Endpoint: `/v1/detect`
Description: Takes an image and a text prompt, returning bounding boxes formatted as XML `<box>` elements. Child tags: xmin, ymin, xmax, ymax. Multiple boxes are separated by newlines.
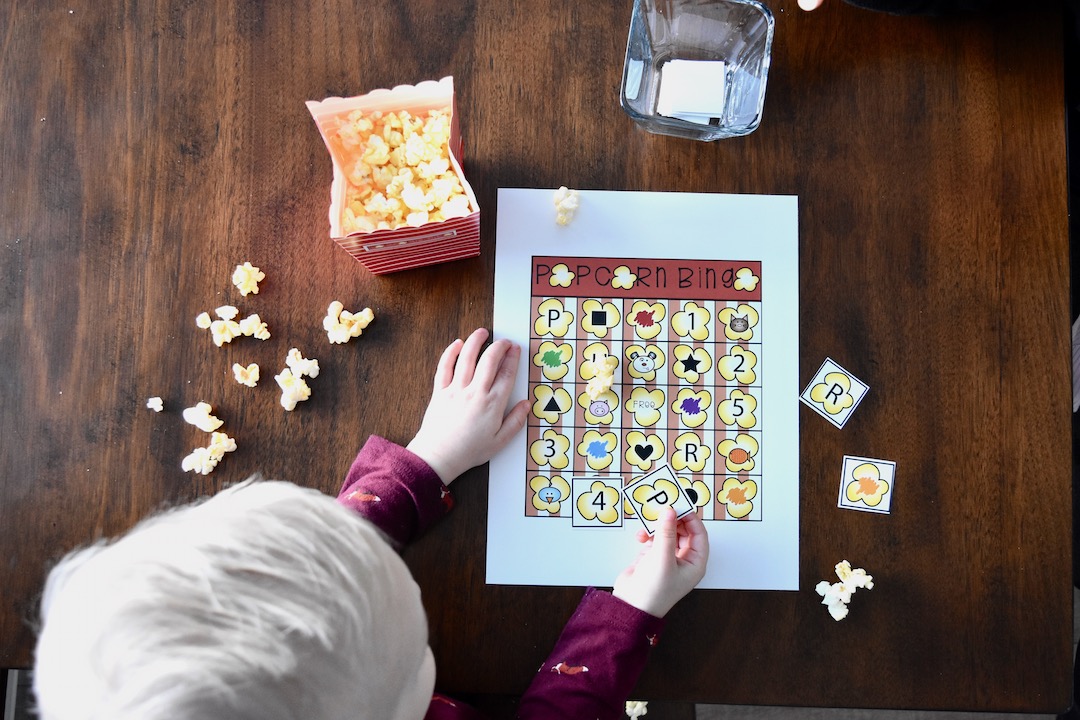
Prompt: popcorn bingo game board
<box><xmin>490</xmin><ymin>189</ymin><xmax>800</xmax><ymax>590</ymax></box>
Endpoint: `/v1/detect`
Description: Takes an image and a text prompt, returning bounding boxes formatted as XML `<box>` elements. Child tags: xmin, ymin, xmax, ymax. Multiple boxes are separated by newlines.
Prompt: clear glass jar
<box><xmin>620</xmin><ymin>0</ymin><xmax>775</xmax><ymax>141</ymax></box>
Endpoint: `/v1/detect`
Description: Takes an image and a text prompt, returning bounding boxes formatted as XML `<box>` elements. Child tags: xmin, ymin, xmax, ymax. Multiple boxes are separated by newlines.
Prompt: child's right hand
<box><xmin>612</xmin><ymin>507</ymin><xmax>710</xmax><ymax>618</ymax></box>
<box><xmin>407</xmin><ymin>328</ymin><xmax>530</xmax><ymax>485</ymax></box>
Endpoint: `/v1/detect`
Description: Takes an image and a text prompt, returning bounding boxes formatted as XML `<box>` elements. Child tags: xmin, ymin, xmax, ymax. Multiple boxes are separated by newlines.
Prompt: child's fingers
<box><xmin>454</xmin><ymin>328</ymin><xmax>490</xmax><ymax>385</ymax></box>
<box><xmin>651</xmin><ymin>506</ymin><xmax>679</xmax><ymax>559</ymax></box>
<box><xmin>677</xmin><ymin>511</ymin><xmax>709</xmax><ymax>565</ymax></box>
<box><xmin>488</xmin><ymin>341</ymin><xmax>522</xmax><ymax>395</ymax></box>
<box><xmin>494</xmin><ymin>398</ymin><xmax>530</xmax><ymax>446</ymax></box>
<box><xmin>486</xmin><ymin>346</ymin><xmax>523</xmax><ymax>409</ymax></box>
<box><xmin>473</xmin><ymin>338</ymin><xmax>514</xmax><ymax>390</ymax></box>
<box><xmin>434</xmin><ymin>338</ymin><xmax>464</xmax><ymax>390</ymax></box>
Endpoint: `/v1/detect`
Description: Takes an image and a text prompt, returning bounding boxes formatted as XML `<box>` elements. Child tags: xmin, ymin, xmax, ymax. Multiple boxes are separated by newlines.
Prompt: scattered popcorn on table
<box><xmin>215</xmin><ymin>305</ymin><xmax>239</xmax><ymax>321</ymax></box>
<box><xmin>553</xmin><ymin>186</ymin><xmax>580</xmax><ymax>225</ymax></box>
<box><xmin>586</xmin><ymin>355</ymin><xmax>619</xmax><ymax>400</ymax></box>
<box><xmin>182</xmin><ymin>402</ymin><xmax>224</xmax><ymax>433</ymax></box>
<box><xmin>232</xmin><ymin>262</ymin><xmax>265</xmax><ymax>296</ymax></box>
<box><xmin>835</xmin><ymin>559</ymin><xmax>874</xmax><ymax>590</ymax></box>
<box><xmin>625</xmin><ymin>701</ymin><xmax>649</xmax><ymax>719</ymax></box>
<box><xmin>181</xmin><ymin>447</ymin><xmax>215</xmax><ymax>475</ymax></box>
<box><xmin>146</xmin><ymin>396</ymin><xmax>164</xmax><ymax>412</ymax></box>
<box><xmin>324</xmin><ymin>301</ymin><xmax>375</xmax><ymax>344</ymax></box>
<box><xmin>333</xmin><ymin>108</ymin><xmax>473</xmax><ymax>233</ymax></box>
<box><xmin>238</xmin><ymin>313</ymin><xmax>271</xmax><ymax>340</ymax></box>
<box><xmin>816</xmin><ymin>560</ymin><xmax>874</xmax><ymax>621</ymax></box>
<box><xmin>232</xmin><ymin>363</ymin><xmax>260</xmax><ymax>388</ymax></box>
<box><xmin>275</xmin><ymin>368</ymin><xmax>312</xmax><ymax>411</ymax></box>
<box><xmin>286</xmin><ymin>348</ymin><xmax>320</xmax><ymax>378</ymax></box>
<box><xmin>181</xmin><ymin>431</ymin><xmax>237</xmax><ymax>475</ymax></box>
<box><xmin>210</xmin><ymin>318</ymin><xmax>242</xmax><ymax>346</ymax></box>
<box><xmin>195</xmin><ymin>312</ymin><xmax>212</xmax><ymax>330</ymax></box>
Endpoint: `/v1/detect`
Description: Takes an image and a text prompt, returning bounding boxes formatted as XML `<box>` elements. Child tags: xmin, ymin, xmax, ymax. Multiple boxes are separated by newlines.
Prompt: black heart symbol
<box><xmin>634</xmin><ymin>444</ymin><xmax>653</xmax><ymax>460</ymax></box>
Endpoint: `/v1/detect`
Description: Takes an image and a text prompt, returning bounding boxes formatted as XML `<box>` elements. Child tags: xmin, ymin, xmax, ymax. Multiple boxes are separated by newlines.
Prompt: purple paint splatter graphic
<box><xmin>680</xmin><ymin>397</ymin><xmax>703</xmax><ymax>415</ymax></box>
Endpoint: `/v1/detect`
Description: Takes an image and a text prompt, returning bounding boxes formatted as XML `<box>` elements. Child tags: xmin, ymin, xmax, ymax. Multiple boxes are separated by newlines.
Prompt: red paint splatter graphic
<box><xmin>633</xmin><ymin>310</ymin><xmax>656</xmax><ymax>327</ymax></box>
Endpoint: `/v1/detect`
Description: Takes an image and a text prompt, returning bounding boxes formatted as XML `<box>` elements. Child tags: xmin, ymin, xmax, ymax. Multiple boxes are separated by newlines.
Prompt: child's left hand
<box><xmin>407</xmin><ymin>328</ymin><xmax>530</xmax><ymax>484</ymax></box>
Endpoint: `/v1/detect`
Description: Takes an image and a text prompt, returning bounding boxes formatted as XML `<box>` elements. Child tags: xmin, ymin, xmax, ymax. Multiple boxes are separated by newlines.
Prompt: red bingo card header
<box><xmin>532</xmin><ymin>256</ymin><xmax>762</xmax><ymax>302</ymax></box>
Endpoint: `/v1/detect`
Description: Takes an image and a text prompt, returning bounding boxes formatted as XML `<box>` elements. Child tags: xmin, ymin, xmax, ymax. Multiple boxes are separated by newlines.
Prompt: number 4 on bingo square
<box><xmin>622</xmin><ymin>464</ymin><xmax>696</xmax><ymax>535</ymax></box>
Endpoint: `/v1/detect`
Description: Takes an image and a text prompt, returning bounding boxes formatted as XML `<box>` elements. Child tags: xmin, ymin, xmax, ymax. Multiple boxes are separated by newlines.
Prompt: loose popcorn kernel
<box><xmin>835</xmin><ymin>560</ymin><xmax>874</xmax><ymax>590</ymax></box>
<box><xmin>324</xmin><ymin>301</ymin><xmax>375</xmax><ymax>344</ymax></box>
<box><xmin>210</xmin><ymin>319</ymin><xmax>242</xmax><ymax>347</ymax></box>
<box><xmin>181</xmin><ymin>446</ymin><xmax>215</xmax><ymax>475</ymax></box>
<box><xmin>146</xmin><ymin>396</ymin><xmax>164</xmax><ymax>412</ymax></box>
<box><xmin>232</xmin><ymin>262</ymin><xmax>265</xmax><ymax>296</ymax></box>
<box><xmin>816</xmin><ymin>560</ymin><xmax>873</xmax><ymax>621</ymax></box>
<box><xmin>333</xmin><ymin>107</ymin><xmax>472</xmax><ymax>233</ymax></box>
<box><xmin>208</xmin><ymin>431</ymin><xmax>237</xmax><ymax>457</ymax></box>
<box><xmin>586</xmin><ymin>374</ymin><xmax>613</xmax><ymax>401</ymax></box>
<box><xmin>285</xmin><ymin>348</ymin><xmax>320</xmax><ymax>379</ymax></box>
<box><xmin>585</xmin><ymin>356</ymin><xmax>619</xmax><ymax>400</ymax></box>
<box><xmin>181</xmin><ymin>432</ymin><xmax>237</xmax><ymax>475</ymax></box>
<box><xmin>553</xmin><ymin>186</ymin><xmax>580</xmax><ymax>226</ymax></box>
<box><xmin>182</xmin><ymin>401</ymin><xmax>224</xmax><ymax>433</ymax></box>
<box><xmin>195</xmin><ymin>312</ymin><xmax>212</xmax><ymax>329</ymax></box>
<box><xmin>275</xmin><ymin>368</ymin><xmax>312</xmax><ymax>411</ymax></box>
<box><xmin>625</xmin><ymin>701</ymin><xmax>649</xmax><ymax>719</ymax></box>
<box><xmin>215</xmin><ymin>305</ymin><xmax>239</xmax><ymax>321</ymax></box>
<box><xmin>824</xmin><ymin>596</ymin><xmax>849</xmax><ymax>622</ymax></box>
<box><xmin>232</xmin><ymin>363</ymin><xmax>260</xmax><ymax>388</ymax></box>
<box><xmin>238</xmin><ymin>314</ymin><xmax>271</xmax><ymax>340</ymax></box>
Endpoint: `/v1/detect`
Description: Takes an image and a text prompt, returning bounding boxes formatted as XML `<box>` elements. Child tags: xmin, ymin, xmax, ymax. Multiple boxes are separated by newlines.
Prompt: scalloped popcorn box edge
<box><xmin>306</xmin><ymin>77</ymin><xmax>480</xmax><ymax>275</ymax></box>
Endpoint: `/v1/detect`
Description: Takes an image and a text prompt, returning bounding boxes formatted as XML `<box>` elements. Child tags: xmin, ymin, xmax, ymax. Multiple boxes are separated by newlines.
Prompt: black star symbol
<box><xmin>681</xmin><ymin>354</ymin><xmax>701</xmax><ymax>373</ymax></box>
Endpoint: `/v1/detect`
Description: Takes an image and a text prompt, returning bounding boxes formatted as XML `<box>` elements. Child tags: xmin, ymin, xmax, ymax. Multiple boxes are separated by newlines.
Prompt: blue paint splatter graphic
<box><xmin>587</xmin><ymin>440</ymin><xmax>608</xmax><ymax>458</ymax></box>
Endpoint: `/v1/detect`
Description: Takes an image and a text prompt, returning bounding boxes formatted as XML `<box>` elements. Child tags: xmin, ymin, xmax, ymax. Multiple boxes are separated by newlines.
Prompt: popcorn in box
<box><xmin>306</xmin><ymin>77</ymin><xmax>480</xmax><ymax>275</ymax></box>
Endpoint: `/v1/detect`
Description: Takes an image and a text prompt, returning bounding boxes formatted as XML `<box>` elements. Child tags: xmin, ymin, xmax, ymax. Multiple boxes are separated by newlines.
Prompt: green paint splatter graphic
<box><xmin>541</xmin><ymin>349</ymin><xmax>562</xmax><ymax>368</ymax></box>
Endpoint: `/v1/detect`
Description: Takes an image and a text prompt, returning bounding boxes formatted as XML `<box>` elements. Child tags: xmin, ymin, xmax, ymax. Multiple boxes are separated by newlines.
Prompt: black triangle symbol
<box><xmin>544</xmin><ymin>395</ymin><xmax>561</xmax><ymax>413</ymax></box>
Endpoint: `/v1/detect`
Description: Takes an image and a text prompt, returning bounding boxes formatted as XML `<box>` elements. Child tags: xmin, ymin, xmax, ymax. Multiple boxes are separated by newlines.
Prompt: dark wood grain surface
<box><xmin>0</xmin><ymin>0</ymin><xmax>1070</xmax><ymax>712</ymax></box>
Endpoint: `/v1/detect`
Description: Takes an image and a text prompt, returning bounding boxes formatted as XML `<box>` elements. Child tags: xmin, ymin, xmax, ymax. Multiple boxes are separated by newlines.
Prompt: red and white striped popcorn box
<box><xmin>306</xmin><ymin>77</ymin><xmax>480</xmax><ymax>275</ymax></box>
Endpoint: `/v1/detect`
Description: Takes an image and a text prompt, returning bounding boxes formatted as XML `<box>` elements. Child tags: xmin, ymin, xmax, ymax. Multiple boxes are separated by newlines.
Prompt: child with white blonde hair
<box><xmin>34</xmin><ymin>328</ymin><xmax>709</xmax><ymax>720</ymax></box>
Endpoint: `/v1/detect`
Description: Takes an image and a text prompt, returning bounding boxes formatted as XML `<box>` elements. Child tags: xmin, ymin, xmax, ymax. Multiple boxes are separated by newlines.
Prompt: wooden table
<box><xmin>0</xmin><ymin>0</ymin><xmax>1071</xmax><ymax>713</ymax></box>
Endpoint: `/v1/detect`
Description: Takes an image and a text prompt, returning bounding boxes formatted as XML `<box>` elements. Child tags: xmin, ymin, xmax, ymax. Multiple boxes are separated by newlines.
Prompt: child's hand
<box><xmin>407</xmin><ymin>328</ymin><xmax>530</xmax><ymax>485</ymax></box>
<box><xmin>612</xmin><ymin>507</ymin><xmax>710</xmax><ymax>618</ymax></box>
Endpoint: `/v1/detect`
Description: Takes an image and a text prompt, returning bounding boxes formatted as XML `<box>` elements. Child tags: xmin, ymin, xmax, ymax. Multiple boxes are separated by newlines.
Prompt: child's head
<box><xmin>33</xmin><ymin>480</ymin><xmax>435</xmax><ymax>720</ymax></box>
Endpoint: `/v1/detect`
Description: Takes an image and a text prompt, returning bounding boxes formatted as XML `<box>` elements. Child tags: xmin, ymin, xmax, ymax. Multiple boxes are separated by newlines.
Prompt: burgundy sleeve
<box><xmin>336</xmin><ymin>435</ymin><xmax>453</xmax><ymax>549</ymax></box>
<box><xmin>517</xmin><ymin>588</ymin><xmax>665</xmax><ymax>720</ymax></box>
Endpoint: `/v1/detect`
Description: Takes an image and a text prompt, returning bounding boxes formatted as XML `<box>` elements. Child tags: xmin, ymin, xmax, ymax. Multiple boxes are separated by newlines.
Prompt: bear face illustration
<box><xmin>630</xmin><ymin>350</ymin><xmax>657</xmax><ymax>374</ymax></box>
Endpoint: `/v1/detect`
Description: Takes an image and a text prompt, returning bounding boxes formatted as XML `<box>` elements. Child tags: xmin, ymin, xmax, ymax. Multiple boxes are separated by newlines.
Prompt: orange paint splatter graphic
<box><xmin>725</xmin><ymin>486</ymin><xmax>748</xmax><ymax>504</ymax></box>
